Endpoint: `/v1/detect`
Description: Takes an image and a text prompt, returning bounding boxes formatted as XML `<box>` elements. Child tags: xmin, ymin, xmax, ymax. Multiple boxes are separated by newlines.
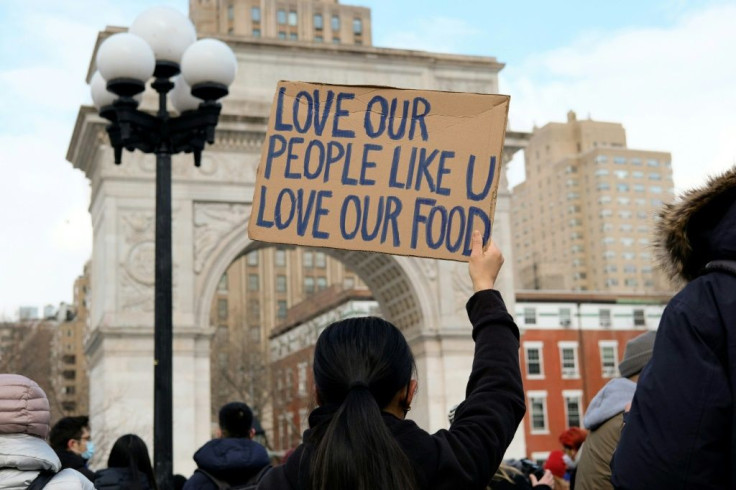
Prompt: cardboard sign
<box><xmin>248</xmin><ymin>81</ymin><xmax>509</xmax><ymax>261</ymax></box>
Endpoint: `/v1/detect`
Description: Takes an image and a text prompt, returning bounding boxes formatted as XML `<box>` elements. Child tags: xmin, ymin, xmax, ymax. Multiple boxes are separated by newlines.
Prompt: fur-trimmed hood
<box><xmin>656</xmin><ymin>166</ymin><xmax>736</xmax><ymax>282</ymax></box>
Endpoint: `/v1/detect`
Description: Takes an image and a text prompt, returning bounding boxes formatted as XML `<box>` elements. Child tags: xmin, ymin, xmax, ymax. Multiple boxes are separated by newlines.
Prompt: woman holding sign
<box><xmin>257</xmin><ymin>231</ymin><xmax>525</xmax><ymax>490</ymax></box>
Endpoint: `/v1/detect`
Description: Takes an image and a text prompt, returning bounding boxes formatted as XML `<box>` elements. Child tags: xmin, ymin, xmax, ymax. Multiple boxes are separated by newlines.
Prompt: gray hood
<box><xmin>583</xmin><ymin>378</ymin><xmax>636</xmax><ymax>430</ymax></box>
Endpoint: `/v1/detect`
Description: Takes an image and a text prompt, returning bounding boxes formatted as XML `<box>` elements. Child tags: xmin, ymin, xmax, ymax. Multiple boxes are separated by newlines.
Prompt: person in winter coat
<box><xmin>0</xmin><ymin>374</ymin><xmax>95</xmax><ymax>489</ymax></box>
<box><xmin>257</xmin><ymin>231</ymin><xmax>526</xmax><ymax>490</ymax></box>
<box><xmin>49</xmin><ymin>415</ymin><xmax>95</xmax><ymax>482</ymax></box>
<box><xmin>94</xmin><ymin>434</ymin><xmax>157</xmax><ymax>490</ymax></box>
<box><xmin>611</xmin><ymin>166</ymin><xmax>736</xmax><ymax>489</ymax></box>
<box><xmin>575</xmin><ymin>330</ymin><xmax>656</xmax><ymax>490</ymax></box>
<box><xmin>183</xmin><ymin>401</ymin><xmax>270</xmax><ymax>489</ymax></box>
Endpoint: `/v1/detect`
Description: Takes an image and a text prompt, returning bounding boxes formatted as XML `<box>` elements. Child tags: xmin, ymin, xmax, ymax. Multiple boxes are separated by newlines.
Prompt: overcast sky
<box><xmin>0</xmin><ymin>0</ymin><xmax>734</xmax><ymax>317</ymax></box>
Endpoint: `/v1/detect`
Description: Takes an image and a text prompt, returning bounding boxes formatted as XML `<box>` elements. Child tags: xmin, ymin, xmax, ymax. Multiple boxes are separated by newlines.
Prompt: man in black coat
<box><xmin>612</xmin><ymin>166</ymin><xmax>736</xmax><ymax>489</ymax></box>
<box><xmin>49</xmin><ymin>415</ymin><xmax>96</xmax><ymax>483</ymax></box>
<box><xmin>183</xmin><ymin>402</ymin><xmax>270</xmax><ymax>489</ymax></box>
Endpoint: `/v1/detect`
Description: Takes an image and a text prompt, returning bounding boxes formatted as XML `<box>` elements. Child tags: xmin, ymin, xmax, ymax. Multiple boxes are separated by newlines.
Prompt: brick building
<box><xmin>515</xmin><ymin>291</ymin><xmax>669</xmax><ymax>460</ymax></box>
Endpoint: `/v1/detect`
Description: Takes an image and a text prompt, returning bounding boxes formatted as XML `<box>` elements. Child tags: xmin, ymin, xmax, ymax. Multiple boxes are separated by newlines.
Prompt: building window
<box><xmin>564</xmin><ymin>391</ymin><xmax>583</xmax><ymax>428</ymax></box>
<box><xmin>304</xmin><ymin>277</ymin><xmax>315</xmax><ymax>293</ymax></box>
<box><xmin>315</xmin><ymin>35</ymin><xmax>323</xmax><ymax>42</ymax></box>
<box><xmin>63</xmin><ymin>386</ymin><xmax>76</xmax><ymax>395</ymax></box>
<box><xmin>647</xmin><ymin>159</ymin><xmax>659</xmax><ymax>167</ymax></box>
<box><xmin>278</xmin><ymin>31</ymin><xmax>286</xmax><ymax>39</ymax></box>
<box><xmin>523</xmin><ymin>307</ymin><xmax>537</xmax><ymax>325</ymax></box>
<box><xmin>600</xmin><ymin>341</ymin><xmax>619</xmax><ymax>377</ymax></box>
<box><xmin>353</xmin><ymin>17</ymin><xmax>362</xmax><ymax>34</ymax></box>
<box><xmin>290</xmin><ymin>32</ymin><xmax>297</xmax><ymax>40</ymax></box>
<box><xmin>248</xmin><ymin>274</ymin><xmax>259</xmax><ymax>291</ymax></box>
<box><xmin>614</xmin><ymin>156</ymin><xmax>627</xmax><ymax>165</ymax></box>
<box><xmin>218</xmin><ymin>273</ymin><xmax>228</xmax><ymax>292</ymax></box>
<box><xmin>528</xmin><ymin>391</ymin><xmax>548</xmax><ymax>433</ymax></box>
<box><xmin>277</xmin><ymin>9</ymin><xmax>286</xmax><ymax>24</ymax></box>
<box><xmin>344</xmin><ymin>276</ymin><xmax>355</xmax><ymax>289</ymax></box>
<box><xmin>315</xmin><ymin>252</ymin><xmax>326</xmax><ymax>268</ymax></box>
<box><xmin>250</xmin><ymin>325</ymin><xmax>260</xmax><ymax>342</ymax></box>
<box><xmin>62</xmin><ymin>370</ymin><xmax>76</xmax><ymax>380</ymax></box>
<box><xmin>276</xmin><ymin>275</ymin><xmax>287</xmax><ymax>292</ymax></box>
<box><xmin>288</xmin><ymin>10</ymin><xmax>297</xmax><ymax>26</ymax></box>
<box><xmin>634</xmin><ymin>308</ymin><xmax>647</xmax><ymax>327</ymax></box>
<box><xmin>314</xmin><ymin>13</ymin><xmax>323</xmax><ymax>29</ymax></box>
<box><xmin>62</xmin><ymin>401</ymin><xmax>77</xmax><ymax>412</ymax></box>
<box><xmin>252</xmin><ymin>6</ymin><xmax>261</xmax><ymax>22</ymax></box>
<box><xmin>316</xmin><ymin>277</ymin><xmax>327</xmax><ymax>291</ymax></box>
<box><xmin>599</xmin><ymin>308</ymin><xmax>612</xmax><ymax>328</ymax></box>
<box><xmin>277</xmin><ymin>300</ymin><xmax>287</xmax><ymax>319</ymax></box>
<box><xmin>331</xmin><ymin>15</ymin><xmax>340</xmax><ymax>30</ymax></box>
<box><xmin>559</xmin><ymin>342</ymin><xmax>579</xmax><ymax>378</ymax></box>
<box><xmin>299</xmin><ymin>408</ymin><xmax>309</xmax><ymax>434</ymax></box>
<box><xmin>247</xmin><ymin>252</ymin><xmax>259</xmax><ymax>266</ymax></box>
<box><xmin>218</xmin><ymin>299</ymin><xmax>228</xmax><ymax>320</ymax></box>
<box><xmin>332</xmin><ymin>36</ymin><xmax>340</xmax><ymax>44</ymax></box>
<box><xmin>275</xmin><ymin>248</ymin><xmax>286</xmax><ymax>267</ymax></box>
<box><xmin>252</xmin><ymin>28</ymin><xmax>261</xmax><ymax>37</ymax></box>
<box><xmin>303</xmin><ymin>251</ymin><xmax>313</xmax><ymax>268</ymax></box>
<box><xmin>524</xmin><ymin>342</ymin><xmax>544</xmax><ymax>378</ymax></box>
<box><xmin>227</xmin><ymin>4</ymin><xmax>234</xmax><ymax>20</ymax></box>
<box><xmin>62</xmin><ymin>354</ymin><xmax>76</xmax><ymax>364</ymax></box>
<box><xmin>298</xmin><ymin>362</ymin><xmax>307</xmax><ymax>396</ymax></box>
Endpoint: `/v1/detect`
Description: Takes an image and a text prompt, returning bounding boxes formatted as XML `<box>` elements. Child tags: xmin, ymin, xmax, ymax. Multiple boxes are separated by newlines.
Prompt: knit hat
<box><xmin>544</xmin><ymin>450</ymin><xmax>567</xmax><ymax>478</ymax></box>
<box><xmin>619</xmin><ymin>331</ymin><xmax>656</xmax><ymax>378</ymax></box>
<box><xmin>559</xmin><ymin>427</ymin><xmax>587</xmax><ymax>450</ymax></box>
<box><xmin>0</xmin><ymin>374</ymin><xmax>51</xmax><ymax>438</ymax></box>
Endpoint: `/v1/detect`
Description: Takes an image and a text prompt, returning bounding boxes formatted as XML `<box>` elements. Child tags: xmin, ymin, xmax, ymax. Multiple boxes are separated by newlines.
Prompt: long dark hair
<box><xmin>310</xmin><ymin>316</ymin><xmax>418</xmax><ymax>490</ymax></box>
<box><xmin>107</xmin><ymin>434</ymin><xmax>158</xmax><ymax>490</ymax></box>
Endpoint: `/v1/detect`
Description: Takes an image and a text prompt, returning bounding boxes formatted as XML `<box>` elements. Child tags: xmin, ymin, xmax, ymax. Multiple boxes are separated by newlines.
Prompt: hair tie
<box><xmin>348</xmin><ymin>381</ymin><xmax>369</xmax><ymax>391</ymax></box>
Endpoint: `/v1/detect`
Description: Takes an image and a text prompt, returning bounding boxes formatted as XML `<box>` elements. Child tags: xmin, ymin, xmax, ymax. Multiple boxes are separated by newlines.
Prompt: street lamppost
<box><xmin>90</xmin><ymin>7</ymin><xmax>237</xmax><ymax>489</ymax></box>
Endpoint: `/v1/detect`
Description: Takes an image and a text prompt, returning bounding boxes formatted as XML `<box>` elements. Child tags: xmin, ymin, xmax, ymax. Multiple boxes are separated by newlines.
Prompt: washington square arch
<box><xmin>67</xmin><ymin>10</ymin><xmax>529</xmax><ymax>475</ymax></box>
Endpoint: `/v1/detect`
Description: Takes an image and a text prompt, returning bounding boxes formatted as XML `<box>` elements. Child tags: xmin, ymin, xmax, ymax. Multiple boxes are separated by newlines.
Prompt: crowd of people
<box><xmin>0</xmin><ymin>167</ymin><xmax>734</xmax><ymax>489</ymax></box>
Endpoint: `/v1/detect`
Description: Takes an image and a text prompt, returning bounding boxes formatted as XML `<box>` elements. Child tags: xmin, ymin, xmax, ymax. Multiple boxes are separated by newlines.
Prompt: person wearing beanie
<box><xmin>543</xmin><ymin>450</ymin><xmax>569</xmax><ymax>489</ymax></box>
<box><xmin>557</xmin><ymin>427</ymin><xmax>586</xmax><ymax>487</ymax></box>
<box><xmin>612</xmin><ymin>167</ymin><xmax>736</xmax><ymax>489</ymax></box>
<box><xmin>575</xmin><ymin>331</ymin><xmax>655</xmax><ymax>490</ymax></box>
<box><xmin>0</xmin><ymin>374</ymin><xmax>95</xmax><ymax>489</ymax></box>
<box><xmin>183</xmin><ymin>401</ymin><xmax>270</xmax><ymax>489</ymax></box>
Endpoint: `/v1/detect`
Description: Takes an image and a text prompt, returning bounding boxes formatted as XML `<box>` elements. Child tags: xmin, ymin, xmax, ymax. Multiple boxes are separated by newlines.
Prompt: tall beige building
<box><xmin>51</xmin><ymin>265</ymin><xmax>91</xmax><ymax>417</ymax></box>
<box><xmin>191</xmin><ymin>0</ymin><xmax>371</xmax><ymax>45</ymax></box>
<box><xmin>511</xmin><ymin>111</ymin><xmax>674</xmax><ymax>293</ymax></box>
<box><xmin>208</xmin><ymin>246</ymin><xmax>362</xmax><ymax>435</ymax></box>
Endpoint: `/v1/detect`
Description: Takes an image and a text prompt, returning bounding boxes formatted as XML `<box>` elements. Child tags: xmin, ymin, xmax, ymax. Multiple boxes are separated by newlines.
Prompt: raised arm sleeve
<box><xmin>430</xmin><ymin>289</ymin><xmax>526</xmax><ymax>490</ymax></box>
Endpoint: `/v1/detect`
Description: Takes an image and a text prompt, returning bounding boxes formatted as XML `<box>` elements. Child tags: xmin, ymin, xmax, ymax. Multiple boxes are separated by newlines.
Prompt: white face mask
<box><xmin>563</xmin><ymin>453</ymin><xmax>577</xmax><ymax>469</ymax></box>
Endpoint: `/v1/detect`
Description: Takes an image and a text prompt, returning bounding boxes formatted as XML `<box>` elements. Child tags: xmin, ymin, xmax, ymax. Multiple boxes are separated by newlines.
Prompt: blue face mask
<box><xmin>81</xmin><ymin>441</ymin><xmax>95</xmax><ymax>460</ymax></box>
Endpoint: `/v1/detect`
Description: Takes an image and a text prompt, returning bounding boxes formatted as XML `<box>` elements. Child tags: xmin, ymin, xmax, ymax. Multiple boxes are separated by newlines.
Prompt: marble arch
<box><xmin>68</xmin><ymin>31</ymin><xmax>528</xmax><ymax>474</ymax></box>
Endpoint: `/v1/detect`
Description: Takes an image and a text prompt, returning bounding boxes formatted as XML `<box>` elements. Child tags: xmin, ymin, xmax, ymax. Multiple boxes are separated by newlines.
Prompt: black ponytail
<box><xmin>310</xmin><ymin>317</ymin><xmax>418</xmax><ymax>490</ymax></box>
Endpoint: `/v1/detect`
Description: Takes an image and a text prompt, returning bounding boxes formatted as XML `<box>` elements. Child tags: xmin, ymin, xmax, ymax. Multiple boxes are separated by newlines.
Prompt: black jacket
<box><xmin>94</xmin><ymin>467</ymin><xmax>154</xmax><ymax>490</ymax></box>
<box><xmin>258</xmin><ymin>289</ymin><xmax>526</xmax><ymax>490</ymax></box>
<box><xmin>612</xmin><ymin>167</ymin><xmax>736</xmax><ymax>489</ymax></box>
<box><xmin>56</xmin><ymin>450</ymin><xmax>96</xmax><ymax>482</ymax></box>
<box><xmin>182</xmin><ymin>438</ymin><xmax>270</xmax><ymax>489</ymax></box>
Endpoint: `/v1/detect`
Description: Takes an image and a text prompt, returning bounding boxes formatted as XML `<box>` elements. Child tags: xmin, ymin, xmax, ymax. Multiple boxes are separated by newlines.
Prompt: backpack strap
<box><xmin>28</xmin><ymin>470</ymin><xmax>56</xmax><ymax>490</ymax></box>
<box><xmin>703</xmin><ymin>260</ymin><xmax>736</xmax><ymax>276</ymax></box>
<box><xmin>194</xmin><ymin>468</ymin><xmax>231</xmax><ymax>490</ymax></box>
